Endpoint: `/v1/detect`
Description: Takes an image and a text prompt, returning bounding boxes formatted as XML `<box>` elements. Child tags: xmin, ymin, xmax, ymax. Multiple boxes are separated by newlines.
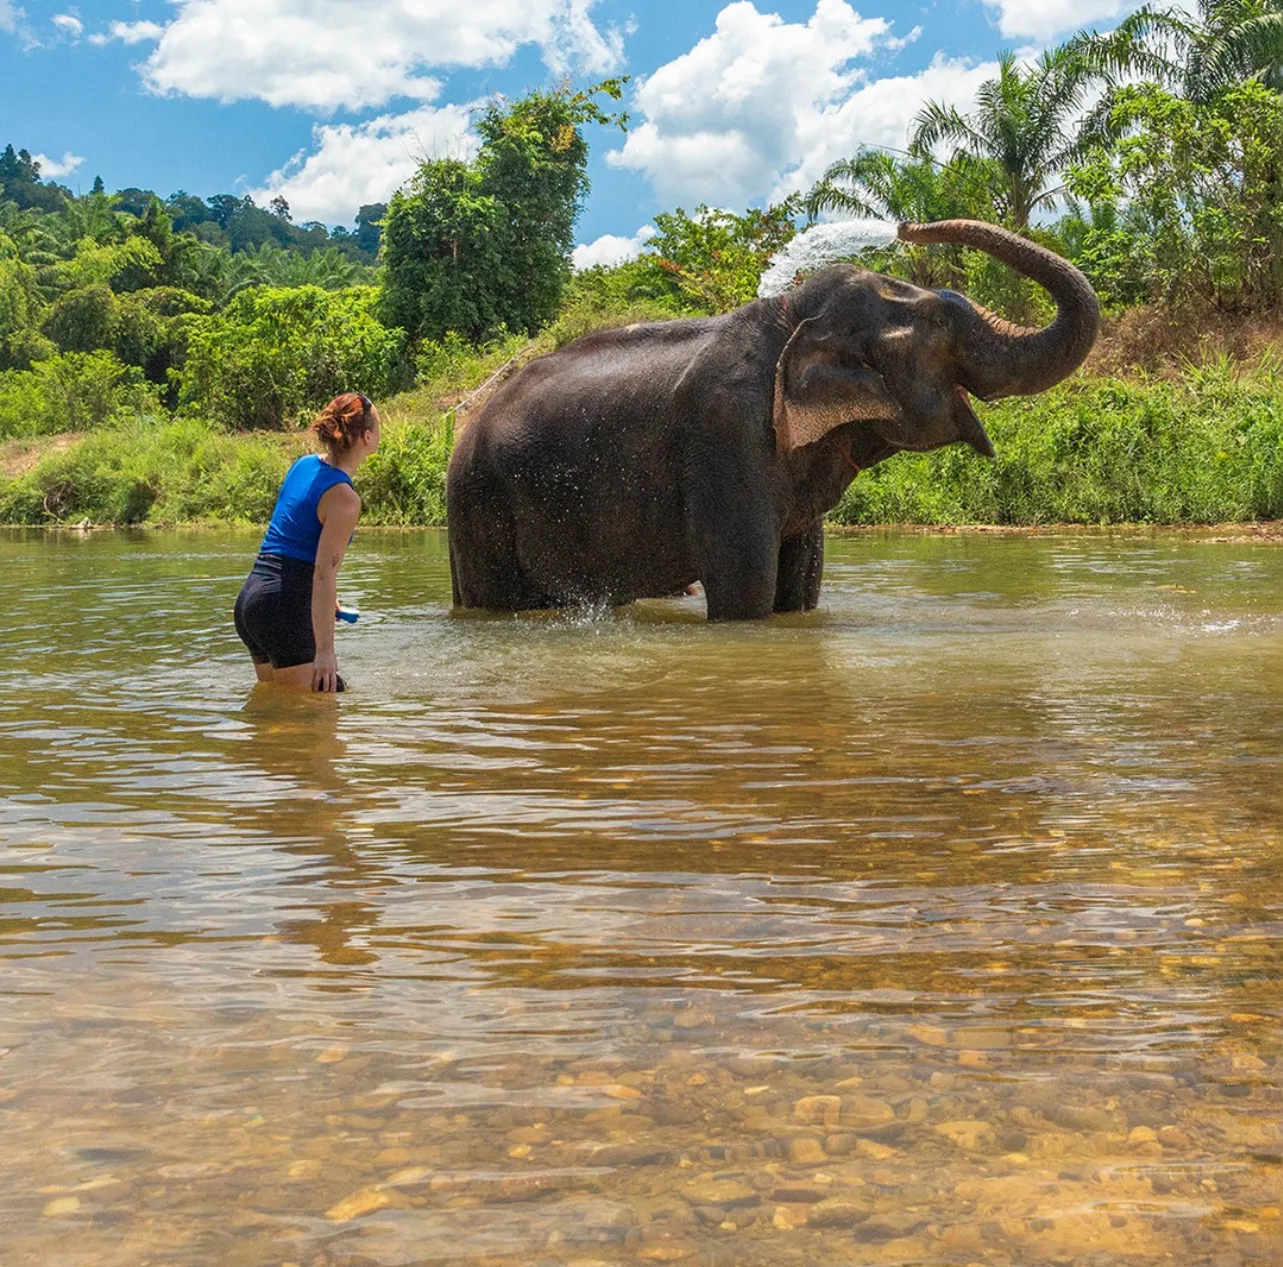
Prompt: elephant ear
<box><xmin>773</xmin><ymin>317</ymin><xmax>902</xmax><ymax>453</ymax></box>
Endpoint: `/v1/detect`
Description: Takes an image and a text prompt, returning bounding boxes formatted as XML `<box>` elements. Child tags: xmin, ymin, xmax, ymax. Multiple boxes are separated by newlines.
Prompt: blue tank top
<box><xmin>259</xmin><ymin>455</ymin><xmax>353</xmax><ymax>564</ymax></box>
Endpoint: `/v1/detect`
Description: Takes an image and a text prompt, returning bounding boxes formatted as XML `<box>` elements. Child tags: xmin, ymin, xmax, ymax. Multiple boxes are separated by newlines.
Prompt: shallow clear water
<box><xmin>1</xmin><ymin>527</ymin><xmax>1280</xmax><ymax>1266</ymax></box>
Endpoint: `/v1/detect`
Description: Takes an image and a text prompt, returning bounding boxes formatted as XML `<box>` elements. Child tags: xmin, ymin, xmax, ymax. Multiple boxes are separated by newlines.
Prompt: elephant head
<box><xmin>772</xmin><ymin>219</ymin><xmax>1100</xmax><ymax>460</ymax></box>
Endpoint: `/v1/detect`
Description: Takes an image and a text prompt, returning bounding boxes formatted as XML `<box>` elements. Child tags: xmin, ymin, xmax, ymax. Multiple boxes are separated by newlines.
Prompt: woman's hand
<box><xmin>311</xmin><ymin>647</ymin><xmax>341</xmax><ymax>693</ymax></box>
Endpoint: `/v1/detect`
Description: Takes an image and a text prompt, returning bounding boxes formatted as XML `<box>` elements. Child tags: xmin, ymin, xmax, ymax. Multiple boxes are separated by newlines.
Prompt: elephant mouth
<box><xmin>952</xmin><ymin>386</ymin><xmax>995</xmax><ymax>458</ymax></box>
<box><xmin>871</xmin><ymin>386</ymin><xmax>995</xmax><ymax>458</ymax></box>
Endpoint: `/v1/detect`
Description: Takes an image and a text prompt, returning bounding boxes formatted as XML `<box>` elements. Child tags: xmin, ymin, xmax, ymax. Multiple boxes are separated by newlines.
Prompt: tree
<box><xmin>0</xmin><ymin>144</ymin><xmax>68</xmax><ymax>212</ymax></box>
<box><xmin>643</xmin><ymin>201</ymin><xmax>800</xmax><ymax>313</ymax></box>
<box><xmin>380</xmin><ymin>80</ymin><xmax>628</xmax><ymax>341</ymax></box>
<box><xmin>0</xmin><ymin>230</ymin><xmax>49</xmax><ymax>369</ymax></box>
<box><xmin>42</xmin><ymin>284</ymin><xmax>119</xmax><ymax>353</ymax></box>
<box><xmin>115</xmin><ymin>187</ymin><xmax>161</xmax><ymax>218</ymax></box>
<box><xmin>166</xmin><ymin>191</ymin><xmax>214</xmax><ymax>233</ymax></box>
<box><xmin>1067</xmin><ymin>79</ymin><xmax>1283</xmax><ymax>309</ymax></box>
<box><xmin>910</xmin><ymin>48</ymin><xmax>1096</xmax><ymax>228</ymax></box>
<box><xmin>1073</xmin><ymin>0</ymin><xmax>1283</xmax><ymax>104</ymax></box>
<box><xmin>269</xmin><ymin>195</ymin><xmax>292</xmax><ymax>222</ymax></box>
<box><xmin>472</xmin><ymin>81</ymin><xmax>626</xmax><ymax>332</ymax></box>
<box><xmin>207</xmin><ymin>194</ymin><xmax>245</xmax><ymax>229</ymax></box>
<box><xmin>354</xmin><ymin>203</ymin><xmax>386</xmax><ymax>256</ymax></box>
<box><xmin>228</xmin><ymin>240</ymin><xmax>370</xmax><ymax>292</ymax></box>
<box><xmin>380</xmin><ymin>159</ymin><xmax>509</xmax><ymax>339</ymax></box>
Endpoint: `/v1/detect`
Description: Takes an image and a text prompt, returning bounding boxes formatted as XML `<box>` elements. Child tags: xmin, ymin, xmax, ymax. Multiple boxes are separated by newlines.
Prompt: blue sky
<box><xmin>2</xmin><ymin>0</ymin><xmax>1136</xmax><ymax>263</ymax></box>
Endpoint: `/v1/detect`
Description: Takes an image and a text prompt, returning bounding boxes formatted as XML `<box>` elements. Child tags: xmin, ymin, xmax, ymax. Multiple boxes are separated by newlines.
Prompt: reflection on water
<box><xmin>1</xmin><ymin>527</ymin><xmax>1280</xmax><ymax>1266</ymax></box>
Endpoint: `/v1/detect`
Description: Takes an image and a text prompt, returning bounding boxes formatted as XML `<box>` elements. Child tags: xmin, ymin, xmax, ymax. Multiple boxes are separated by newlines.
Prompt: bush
<box><xmin>0</xmin><ymin>416</ymin><xmax>300</xmax><ymax>524</ymax></box>
<box><xmin>832</xmin><ymin>366</ymin><xmax>1283</xmax><ymax>525</ymax></box>
<box><xmin>0</xmin><ymin>350</ymin><xmax>161</xmax><ymax>439</ymax></box>
<box><xmin>357</xmin><ymin>413</ymin><xmax>454</xmax><ymax>525</ymax></box>
<box><xmin>42</xmin><ymin>283</ymin><xmax>119</xmax><ymax>353</ymax></box>
<box><xmin>177</xmin><ymin>284</ymin><xmax>410</xmax><ymax>429</ymax></box>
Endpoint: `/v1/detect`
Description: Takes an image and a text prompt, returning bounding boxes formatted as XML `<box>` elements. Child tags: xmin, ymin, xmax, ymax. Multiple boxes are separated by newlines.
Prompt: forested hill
<box><xmin>1</xmin><ymin>143</ymin><xmax>384</xmax><ymax>263</ymax></box>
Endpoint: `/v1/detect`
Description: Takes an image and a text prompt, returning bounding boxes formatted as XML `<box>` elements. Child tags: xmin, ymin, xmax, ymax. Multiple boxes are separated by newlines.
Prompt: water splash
<box><xmin>757</xmin><ymin>218</ymin><xmax>900</xmax><ymax>298</ymax></box>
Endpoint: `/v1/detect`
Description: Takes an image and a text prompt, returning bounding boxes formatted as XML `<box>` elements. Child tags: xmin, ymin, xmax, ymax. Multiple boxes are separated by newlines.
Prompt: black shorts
<box><xmin>233</xmin><ymin>553</ymin><xmax>316</xmax><ymax>669</ymax></box>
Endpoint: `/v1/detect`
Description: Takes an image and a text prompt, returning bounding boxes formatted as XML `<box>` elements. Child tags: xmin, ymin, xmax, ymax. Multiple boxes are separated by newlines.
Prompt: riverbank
<box><xmin>3</xmin><ymin>360</ymin><xmax>1282</xmax><ymax>528</ymax></box>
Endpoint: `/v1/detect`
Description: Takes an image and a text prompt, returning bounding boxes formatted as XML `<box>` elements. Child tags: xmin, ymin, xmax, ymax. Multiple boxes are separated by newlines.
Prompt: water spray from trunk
<box><xmin>757</xmin><ymin>219</ymin><xmax>900</xmax><ymax>298</ymax></box>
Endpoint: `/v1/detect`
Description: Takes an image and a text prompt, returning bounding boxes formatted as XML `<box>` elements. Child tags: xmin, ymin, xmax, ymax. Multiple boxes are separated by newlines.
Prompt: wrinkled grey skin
<box><xmin>447</xmin><ymin>219</ymin><xmax>1099</xmax><ymax>620</ymax></box>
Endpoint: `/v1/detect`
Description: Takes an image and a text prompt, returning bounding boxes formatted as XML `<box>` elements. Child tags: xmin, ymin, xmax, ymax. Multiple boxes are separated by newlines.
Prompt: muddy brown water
<box><xmin>1</xmin><ymin>527</ymin><xmax>1280</xmax><ymax>1266</ymax></box>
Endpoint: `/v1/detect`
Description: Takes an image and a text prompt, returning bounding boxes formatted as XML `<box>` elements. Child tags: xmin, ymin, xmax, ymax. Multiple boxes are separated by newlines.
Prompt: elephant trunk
<box><xmin>897</xmin><ymin>219</ymin><xmax>1100</xmax><ymax>400</ymax></box>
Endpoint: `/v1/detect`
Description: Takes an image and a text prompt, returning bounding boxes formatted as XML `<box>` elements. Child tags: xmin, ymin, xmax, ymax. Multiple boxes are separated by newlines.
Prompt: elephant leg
<box><xmin>687</xmin><ymin>495</ymin><xmax>779</xmax><ymax>622</ymax></box>
<box><xmin>774</xmin><ymin>524</ymin><xmax>824</xmax><ymax>612</ymax></box>
<box><xmin>449</xmin><ymin>506</ymin><xmax>548</xmax><ymax>610</ymax></box>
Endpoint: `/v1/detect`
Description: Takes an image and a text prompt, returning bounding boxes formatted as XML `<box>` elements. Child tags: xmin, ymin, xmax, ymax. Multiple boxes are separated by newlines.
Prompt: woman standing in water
<box><xmin>234</xmin><ymin>392</ymin><xmax>380</xmax><ymax>692</ymax></box>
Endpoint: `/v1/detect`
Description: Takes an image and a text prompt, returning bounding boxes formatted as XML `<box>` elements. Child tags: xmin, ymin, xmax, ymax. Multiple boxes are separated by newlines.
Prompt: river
<box><xmin>1</xmin><ymin>527</ymin><xmax>1280</xmax><ymax>1266</ymax></box>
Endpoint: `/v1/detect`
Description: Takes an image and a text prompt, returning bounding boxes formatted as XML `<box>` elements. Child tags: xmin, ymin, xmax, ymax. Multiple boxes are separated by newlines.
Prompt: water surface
<box><xmin>1</xmin><ymin>528</ymin><xmax>1280</xmax><ymax>1266</ymax></box>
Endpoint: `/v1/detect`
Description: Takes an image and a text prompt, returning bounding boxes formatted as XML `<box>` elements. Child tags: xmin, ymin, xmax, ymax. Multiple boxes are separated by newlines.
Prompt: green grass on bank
<box><xmin>835</xmin><ymin>359</ymin><xmax>1283</xmax><ymax>525</ymax></box>
<box><xmin>3</xmin><ymin>351</ymin><xmax>1283</xmax><ymax>528</ymax></box>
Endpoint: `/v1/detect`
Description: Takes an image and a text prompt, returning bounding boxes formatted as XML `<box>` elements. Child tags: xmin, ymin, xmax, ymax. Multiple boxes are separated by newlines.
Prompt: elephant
<box><xmin>446</xmin><ymin>219</ymin><xmax>1099</xmax><ymax>621</ymax></box>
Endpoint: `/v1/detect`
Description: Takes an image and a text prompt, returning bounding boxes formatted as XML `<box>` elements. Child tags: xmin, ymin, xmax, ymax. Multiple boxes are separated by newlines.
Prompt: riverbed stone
<box><xmin>325</xmin><ymin>1188</ymin><xmax>388</xmax><ymax>1222</ymax></box>
<box><xmin>856</xmin><ymin>1208</ymin><xmax>927</xmax><ymax>1241</ymax></box>
<box><xmin>854</xmin><ymin>1138</ymin><xmax>898</xmax><ymax>1161</ymax></box>
<box><xmin>840</xmin><ymin>1094</ymin><xmax>895</xmax><ymax>1130</ymax></box>
<box><xmin>772</xmin><ymin>1183</ymin><xmax>826</xmax><ymax>1203</ymax></box>
<box><xmin>952</xmin><ymin>1027</ymin><xmax>1011</xmax><ymax>1050</ymax></box>
<box><xmin>673</xmin><ymin>1009</ymin><xmax>716</xmax><ymax>1030</ymax></box>
<box><xmin>1051</xmin><ymin>1103</ymin><xmax>1125</xmax><ymax>1134</ymax></box>
<box><xmin>680</xmin><ymin>1179</ymin><xmax>758</xmax><ymax>1208</ymax></box>
<box><xmin>788</xmin><ymin>1137</ymin><xmax>827</xmax><ymax>1165</ymax></box>
<box><xmin>638</xmin><ymin>1246</ymin><xmax>695</xmax><ymax>1262</ymax></box>
<box><xmin>935</xmin><ymin>1119</ymin><xmax>996</xmax><ymax>1151</ymax></box>
<box><xmin>793</xmin><ymin>1095</ymin><xmax>842</xmax><ymax>1127</ymax></box>
<box><xmin>590</xmin><ymin>1143</ymin><xmax>677</xmax><ymax>1168</ymax></box>
<box><xmin>559</xmin><ymin>1198</ymin><xmax>639</xmax><ymax>1244</ymax></box>
<box><xmin>807</xmin><ymin>1197</ymin><xmax>872</xmax><ymax>1228</ymax></box>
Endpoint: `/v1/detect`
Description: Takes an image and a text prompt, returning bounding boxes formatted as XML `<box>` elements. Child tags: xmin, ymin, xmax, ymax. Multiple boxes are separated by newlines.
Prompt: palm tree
<box><xmin>230</xmin><ymin>241</ymin><xmax>371</xmax><ymax>293</ymax></box>
<box><xmin>54</xmin><ymin>189</ymin><xmax>127</xmax><ymax>247</ymax></box>
<box><xmin>803</xmin><ymin>149</ymin><xmax>995</xmax><ymax>224</ymax></box>
<box><xmin>1073</xmin><ymin>0</ymin><xmax>1283</xmax><ymax>103</ymax></box>
<box><xmin>802</xmin><ymin>149</ymin><xmax>999</xmax><ymax>287</ymax></box>
<box><xmin>910</xmin><ymin>47</ymin><xmax>1096</xmax><ymax>229</ymax></box>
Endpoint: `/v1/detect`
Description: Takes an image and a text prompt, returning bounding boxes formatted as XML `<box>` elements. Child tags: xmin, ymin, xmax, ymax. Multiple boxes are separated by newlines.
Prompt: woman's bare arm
<box><xmin>311</xmin><ymin>483</ymin><xmax>362</xmax><ymax>692</ymax></box>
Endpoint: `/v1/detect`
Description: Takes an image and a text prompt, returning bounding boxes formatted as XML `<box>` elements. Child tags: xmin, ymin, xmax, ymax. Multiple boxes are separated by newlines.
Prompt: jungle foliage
<box><xmin>5</xmin><ymin>8</ymin><xmax>1283</xmax><ymax>526</ymax></box>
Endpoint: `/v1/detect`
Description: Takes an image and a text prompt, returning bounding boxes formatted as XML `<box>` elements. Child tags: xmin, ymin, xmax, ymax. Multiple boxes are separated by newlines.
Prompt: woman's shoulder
<box><xmin>285</xmin><ymin>453</ymin><xmax>323</xmax><ymax>480</ymax></box>
<box><xmin>318</xmin><ymin>477</ymin><xmax>361</xmax><ymax>524</ymax></box>
<box><xmin>311</xmin><ymin>455</ymin><xmax>353</xmax><ymax>484</ymax></box>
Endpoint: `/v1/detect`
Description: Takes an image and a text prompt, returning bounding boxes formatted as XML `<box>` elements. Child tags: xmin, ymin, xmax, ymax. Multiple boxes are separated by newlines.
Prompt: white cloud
<box><xmin>572</xmin><ymin>225</ymin><xmax>657</xmax><ymax>270</ymax></box>
<box><xmin>248</xmin><ymin>103</ymin><xmax>479</xmax><ymax>226</ymax></box>
<box><xmin>32</xmin><ymin>150</ymin><xmax>85</xmax><ymax>179</ymax></box>
<box><xmin>984</xmin><ymin>0</ymin><xmax>1135</xmax><ymax>40</ymax></box>
<box><xmin>88</xmin><ymin>19</ymin><xmax>164</xmax><ymax>45</ymax></box>
<box><xmin>95</xmin><ymin>0</ymin><xmax>624</xmax><ymax>111</ymax></box>
<box><xmin>774</xmin><ymin>53</ymin><xmax>998</xmax><ymax>201</ymax></box>
<box><xmin>607</xmin><ymin>0</ymin><xmax>978</xmax><ymax>209</ymax></box>
<box><xmin>1</xmin><ymin>0</ymin><xmax>34</xmax><ymax>44</ymax></box>
<box><xmin>52</xmin><ymin>12</ymin><xmax>82</xmax><ymax>40</ymax></box>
